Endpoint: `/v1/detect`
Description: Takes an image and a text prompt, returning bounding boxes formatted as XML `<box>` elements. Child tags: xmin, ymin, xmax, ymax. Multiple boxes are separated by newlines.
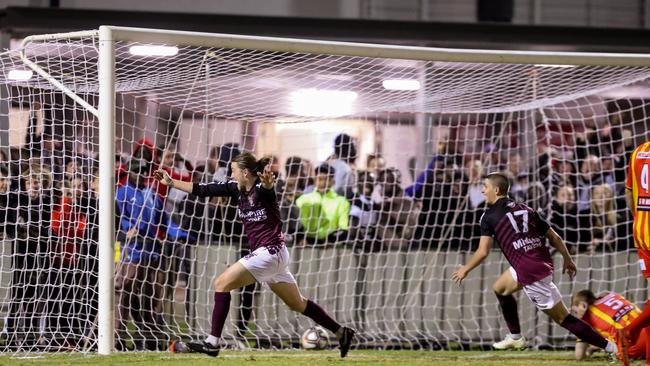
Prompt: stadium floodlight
<box><xmin>7</xmin><ymin>69</ymin><xmax>33</xmax><ymax>80</ymax></box>
<box><xmin>382</xmin><ymin>79</ymin><xmax>421</xmax><ymax>91</ymax></box>
<box><xmin>289</xmin><ymin>88</ymin><xmax>357</xmax><ymax>117</ymax></box>
<box><xmin>129</xmin><ymin>44</ymin><xmax>178</xmax><ymax>56</ymax></box>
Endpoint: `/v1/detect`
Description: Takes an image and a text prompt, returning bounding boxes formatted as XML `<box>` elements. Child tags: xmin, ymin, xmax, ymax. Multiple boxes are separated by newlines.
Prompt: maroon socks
<box><xmin>495</xmin><ymin>294</ymin><xmax>521</xmax><ymax>335</ymax></box>
<box><xmin>561</xmin><ymin>314</ymin><xmax>608</xmax><ymax>349</ymax></box>
<box><xmin>210</xmin><ymin>292</ymin><xmax>231</xmax><ymax>338</ymax></box>
<box><xmin>302</xmin><ymin>299</ymin><xmax>341</xmax><ymax>334</ymax></box>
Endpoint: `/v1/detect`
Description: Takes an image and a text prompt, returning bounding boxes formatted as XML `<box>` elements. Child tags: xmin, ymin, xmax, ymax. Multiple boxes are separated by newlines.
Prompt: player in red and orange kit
<box><xmin>626</xmin><ymin>141</ymin><xmax>650</xmax><ymax>284</ymax></box>
<box><xmin>571</xmin><ymin>290</ymin><xmax>650</xmax><ymax>365</ymax></box>
<box><xmin>573</xmin><ymin>140</ymin><xmax>650</xmax><ymax>365</ymax></box>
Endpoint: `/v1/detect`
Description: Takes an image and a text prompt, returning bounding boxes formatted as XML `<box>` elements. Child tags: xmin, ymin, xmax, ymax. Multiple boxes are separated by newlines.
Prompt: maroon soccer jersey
<box><xmin>480</xmin><ymin>197</ymin><xmax>552</xmax><ymax>285</ymax></box>
<box><xmin>192</xmin><ymin>180</ymin><xmax>284</xmax><ymax>251</ymax></box>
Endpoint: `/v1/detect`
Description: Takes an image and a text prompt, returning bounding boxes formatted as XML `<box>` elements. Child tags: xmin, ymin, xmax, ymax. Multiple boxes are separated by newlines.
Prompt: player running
<box><xmin>153</xmin><ymin>152</ymin><xmax>355</xmax><ymax>357</ymax></box>
<box><xmin>451</xmin><ymin>172</ymin><xmax>627</xmax><ymax>365</ymax></box>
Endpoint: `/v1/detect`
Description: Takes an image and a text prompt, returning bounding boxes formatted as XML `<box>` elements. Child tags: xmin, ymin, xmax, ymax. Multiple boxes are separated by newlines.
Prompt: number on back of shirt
<box><xmin>604</xmin><ymin>297</ymin><xmax>624</xmax><ymax>310</ymax></box>
<box><xmin>642</xmin><ymin>163</ymin><xmax>649</xmax><ymax>193</ymax></box>
<box><xmin>506</xmin><ymin>210</ymin><xmax>529</xmax><ymax>233</ymax></box>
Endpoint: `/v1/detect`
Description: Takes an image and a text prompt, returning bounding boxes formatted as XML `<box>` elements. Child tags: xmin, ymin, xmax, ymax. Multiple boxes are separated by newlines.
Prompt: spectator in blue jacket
<box><xmin>114</xmin><ymin>158</ymin><xmax>193</xmax><ymax>350</ymax></box>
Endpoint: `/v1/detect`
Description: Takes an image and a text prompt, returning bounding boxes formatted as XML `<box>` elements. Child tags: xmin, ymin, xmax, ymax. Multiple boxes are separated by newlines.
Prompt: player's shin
<box><xmin>208</xmin><ymin>292</ymin><xmax>231</xmax><ymax>344</ymax></box>
<box><xmin>561</xmin><ymin>314</ymin><xmax>610</xmax><ymax>350</ymax></box>
<box><xmin>302</xmin><ymin>299</ymin><xmax>341</xmax><ymax>334</ymax></box>
<box><xmin>496</xmin><ymin>294</ymin><xmax>521</xmax><ymax>336</ymax></box>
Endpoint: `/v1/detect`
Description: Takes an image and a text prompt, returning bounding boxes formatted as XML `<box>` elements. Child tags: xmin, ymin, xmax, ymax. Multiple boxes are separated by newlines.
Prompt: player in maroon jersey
<box><xmin>154</xmin><ymin>152</ymin><xmax>354</xmax><ymax>357</ymax></box>
<box><xmin>451</xmin><ymin>172</ymin><xmax>627</xmax><ymax>365</ymax></box>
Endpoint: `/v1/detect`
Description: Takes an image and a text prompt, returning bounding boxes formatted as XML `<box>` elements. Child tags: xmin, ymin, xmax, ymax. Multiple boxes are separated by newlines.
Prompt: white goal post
<box><xmin>4</xmin><ymin>25</ymin><xmax>650</xmax><ymax>355</ymax></box>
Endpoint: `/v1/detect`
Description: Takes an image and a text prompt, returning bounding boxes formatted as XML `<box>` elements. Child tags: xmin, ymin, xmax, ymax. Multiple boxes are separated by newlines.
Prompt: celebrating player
<box><xmin>451</xmin><ymin>172</ymin><xmax>627</xmax><ymax>365</ymax></box>
<box><xmin>153</xmin><ymin>152</ymin><xmax>355</xmax><ymax>358</ymax></box>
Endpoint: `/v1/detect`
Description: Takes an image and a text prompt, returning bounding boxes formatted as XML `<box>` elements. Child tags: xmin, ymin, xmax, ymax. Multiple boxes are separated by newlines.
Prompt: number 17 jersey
<box><xmin>480</xmin><ymin>197</ymin><xmax>552</xmax><ymax>285</ymax></box>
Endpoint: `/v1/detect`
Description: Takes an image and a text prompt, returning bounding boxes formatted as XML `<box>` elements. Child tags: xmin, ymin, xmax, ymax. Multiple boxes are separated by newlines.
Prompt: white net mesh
<box><xmin>0</xmin><ymin>29</ymin><xmax>648</xmax><ymax>352</ymax></box>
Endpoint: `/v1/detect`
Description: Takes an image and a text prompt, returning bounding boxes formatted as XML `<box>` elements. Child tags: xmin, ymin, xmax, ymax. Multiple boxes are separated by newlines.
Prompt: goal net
<box><xmin>0</xmin><ymin>26</ymin><xmax>648</xmax><ymax>353</ymax></box>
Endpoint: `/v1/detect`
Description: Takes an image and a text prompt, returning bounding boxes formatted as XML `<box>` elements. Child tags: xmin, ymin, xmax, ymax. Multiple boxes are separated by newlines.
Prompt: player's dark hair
<box><xmin>233</xmin><ymin>152</ymin><xmax>271</xmax><ymax>175</ymax></box>
<box><xmin>486</xmin><ymin>172</ymin><xmax>510</xmax><ymax>196</ymax></box>
<box><xmin>572</xmin><ymin>289</ymin><xmax>597</xmax><ymax>306</ymax></box>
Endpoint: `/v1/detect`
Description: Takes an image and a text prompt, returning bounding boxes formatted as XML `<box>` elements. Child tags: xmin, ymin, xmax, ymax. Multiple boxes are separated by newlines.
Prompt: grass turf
<box><xmin>0</xmin><ymin>349</ymin><xmax>630</xmax><ymax>366</ymax></box>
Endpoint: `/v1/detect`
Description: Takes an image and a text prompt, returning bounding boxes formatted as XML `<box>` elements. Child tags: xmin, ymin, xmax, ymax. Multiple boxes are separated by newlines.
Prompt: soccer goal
<box><xmin>0</xmin><ymin>26</ymin><xmax>649</xmax><ymax>355</ymax></box>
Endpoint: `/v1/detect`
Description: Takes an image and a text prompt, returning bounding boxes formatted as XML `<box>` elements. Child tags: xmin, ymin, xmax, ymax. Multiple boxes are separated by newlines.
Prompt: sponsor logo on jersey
<box><xmin>513</xmin><ymin>237</ymin><xmax>543</xmax><ymax>252</ymax></box>
<box><xmin>639</xmin><ymin>198</ymin><xmax>650</xmax><ymax>211</ymax></box>
<box><xmin>613</xmin><ymin>304</ymin><xmax>636</xmax><ymax>322</ymax></box>
<box><xmin>238</xmin><ymin>208</ymin><xmax>268</xmax><ymax>222</ymax></box>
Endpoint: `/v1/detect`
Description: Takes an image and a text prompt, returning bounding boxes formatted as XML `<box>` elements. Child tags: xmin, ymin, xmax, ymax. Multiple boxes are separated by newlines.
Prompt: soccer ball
<box><xmin>300</xmin><ymin>326</ymin><xmax>329</xmax><ymax>350</ymax></box>
<box><xmin>168</xmin><ymin>339</ymin><xmax>189</xmax><ymax>353</ymax></box>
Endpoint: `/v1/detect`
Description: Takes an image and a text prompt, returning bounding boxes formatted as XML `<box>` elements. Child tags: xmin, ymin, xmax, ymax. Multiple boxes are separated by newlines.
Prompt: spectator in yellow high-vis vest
<box><xmin>296</xmin><ymin>163</ymin><xmax>350</xmax><ymax>245</ymax></box>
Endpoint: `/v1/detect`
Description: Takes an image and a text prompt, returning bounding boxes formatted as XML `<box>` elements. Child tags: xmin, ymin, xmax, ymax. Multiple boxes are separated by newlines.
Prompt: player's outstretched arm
<box><xmin>574</xmin><ymin>341</ymin><xmax>602</xmax><ymax>360</ymax></box>
<box><xmin>574</xmin><ymin>341</ymin><xmax>588</xmax><ymax>360</ymax></box>
<box><xmin>546</xmin><ymin>228</ymin><xmax>577</xmax><ymax>280</ymax></box>
<box><xmin>451</xmin><ymin>236</ymin><xmax>493</xmax><ymax>285</ymax></box>
<box><xmin>153</xmin><ymin>169</ymin><xmax>194</xmax><ymax>193</ymax></box>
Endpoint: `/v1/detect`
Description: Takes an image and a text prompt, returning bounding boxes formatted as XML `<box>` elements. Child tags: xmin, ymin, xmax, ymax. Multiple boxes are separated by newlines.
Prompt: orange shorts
<box><xmin>628</xmin><ymin>326</ymin><xmax>649</xmax><ymax>359</ymax></box>
<box><xmin>638</xmin><ymin>249</ymin><xmax>650</xmax><ymax>278</ymax></box>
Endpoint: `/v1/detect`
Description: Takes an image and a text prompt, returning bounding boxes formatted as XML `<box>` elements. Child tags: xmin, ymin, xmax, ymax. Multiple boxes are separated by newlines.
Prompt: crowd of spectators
<box><xmin>0</xmin><ymin>111</ymin><xmax>639</xmax><ymax>349</ymax></box>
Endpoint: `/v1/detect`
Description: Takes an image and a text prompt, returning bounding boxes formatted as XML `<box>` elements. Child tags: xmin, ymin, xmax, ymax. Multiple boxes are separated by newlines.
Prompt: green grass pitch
<box><xmin>0</xmin><ymin>350</ymin><xmax>631</xmax><ymax>366</ymax></box>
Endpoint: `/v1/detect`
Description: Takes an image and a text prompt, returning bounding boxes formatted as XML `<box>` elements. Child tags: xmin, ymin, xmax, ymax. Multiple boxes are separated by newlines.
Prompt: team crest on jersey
<box><xmin>638</xmin><ymin>152</ymin><xmax>650</xmax><ymax>159</ymax></box>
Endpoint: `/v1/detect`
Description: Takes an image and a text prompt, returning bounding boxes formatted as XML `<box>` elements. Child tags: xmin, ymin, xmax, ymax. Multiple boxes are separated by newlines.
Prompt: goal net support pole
<box><xmin>97</xmin><ymin>25</ymin><xmax>116</xmax><ymax>356</ymax></box>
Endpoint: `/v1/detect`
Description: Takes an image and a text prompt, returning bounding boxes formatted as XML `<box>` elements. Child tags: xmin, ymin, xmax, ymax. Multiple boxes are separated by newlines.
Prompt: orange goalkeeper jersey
<box><xmin>626</xmin><ymin>141</ymin><xmax>650</xmax><ymax>250</ymax></box>
<box><xmin>582</xmin><ymin>292</ymin><xmax>640</xmax><ymax>342</ymax></box>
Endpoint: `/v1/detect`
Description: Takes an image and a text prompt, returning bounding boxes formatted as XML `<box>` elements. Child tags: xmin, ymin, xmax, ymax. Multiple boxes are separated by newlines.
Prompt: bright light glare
<box><xmin>534</xmin><ymin>64</ymin><xmax>577</xmax><ymax>68</ymax></box>
<box><xmin>7</xmin><ymin>69</ymin><xmax>33</xmax><ymax>81</ymax></box>
<box><xmin>382</xmin><ymin>79</ymin><xmax>421</xmax><ymax>91</ymax></box>
<box><xmin>129</xmin><ymin>45</ymin><xmax>179</xmax><ymax>57</ymax></box>
<box><xmin>289</xmin><ymin>89</ymin><xmax>357</xmax><ymax>117</ymax></box>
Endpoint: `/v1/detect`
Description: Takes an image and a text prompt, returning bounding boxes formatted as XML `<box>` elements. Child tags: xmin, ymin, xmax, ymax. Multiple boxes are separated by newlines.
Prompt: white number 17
<box><xmin>506</xmin><ymin>210</ymin><xmax>529</xmax><ymax>233</ymax></box>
